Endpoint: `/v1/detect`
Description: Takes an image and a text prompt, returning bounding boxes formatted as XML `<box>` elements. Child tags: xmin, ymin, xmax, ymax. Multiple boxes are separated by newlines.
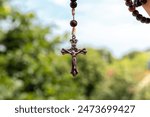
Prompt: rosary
<box><xmin>61</xmin><ymin>0</ymin><xmax>87</xmax><ymax>77</ymax></box>
<box><xmin>61</xmin><ymin>0</ymin><xmax>149</xmax><ymax>77</ymax></box>
<box><xmin>124</xmin><ymin>0</ymin><xmax>150</xmax><ymax>23</ymax></box>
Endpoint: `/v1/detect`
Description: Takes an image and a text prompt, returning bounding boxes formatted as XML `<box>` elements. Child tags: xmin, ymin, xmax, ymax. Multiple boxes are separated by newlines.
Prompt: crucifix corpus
<box><xmin>61</xmin><ymin>0</ymin><xmax>87</xmax><ymax>77</ymax></box>
<box><xmin>124</xmin><ymin>0</ymin><xmax>150</xmax><ymax>23</ymax></box>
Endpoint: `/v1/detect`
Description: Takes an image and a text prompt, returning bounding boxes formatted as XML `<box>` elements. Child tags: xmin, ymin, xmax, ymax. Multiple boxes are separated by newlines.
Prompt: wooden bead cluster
<box><xmin>125</xmin><ymin>0</ymin><xmax>150</xmax><ymax>23</ymax></box>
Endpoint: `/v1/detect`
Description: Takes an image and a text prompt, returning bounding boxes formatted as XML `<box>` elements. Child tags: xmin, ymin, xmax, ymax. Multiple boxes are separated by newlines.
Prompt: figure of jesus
<box><xmin>61</xmin><ymin>48</ymin><xmax>87</xmax><ymax>76</ymax></box>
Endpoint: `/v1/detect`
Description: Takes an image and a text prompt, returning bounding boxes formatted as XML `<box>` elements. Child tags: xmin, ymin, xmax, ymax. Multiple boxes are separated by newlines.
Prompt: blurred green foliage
<box><xmin>0</xmin><ymin>0</ymin><xmax>150</xmax><ymax>100</ymax></box>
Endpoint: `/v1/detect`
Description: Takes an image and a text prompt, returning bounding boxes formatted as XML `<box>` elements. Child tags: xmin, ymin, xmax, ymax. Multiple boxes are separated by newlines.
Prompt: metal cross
<box><xmin>61</xmin><ymin>36</ymin><xmax>87</xmax><ymax>76</ymax></box>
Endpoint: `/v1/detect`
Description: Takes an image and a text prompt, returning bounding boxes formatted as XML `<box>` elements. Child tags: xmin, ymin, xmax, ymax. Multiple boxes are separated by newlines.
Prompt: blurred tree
<box><xmin>98</xmin><ymin>48</ymin><xmax>115</xmax><ymax>64</ymax></box>
<box><xmin>0</xmin><ymin>0</ymin><xmax>107</xmax><ymax>100</ymax></box>
<box><xmin>0</xmin><ymin>0</ymin><xmax>69</xmax><ymax>99</ymax></box>
<box><xmin>123</xmin><ymin>51</ymin><xmax>141</xmax><ymax>59</ymax></box>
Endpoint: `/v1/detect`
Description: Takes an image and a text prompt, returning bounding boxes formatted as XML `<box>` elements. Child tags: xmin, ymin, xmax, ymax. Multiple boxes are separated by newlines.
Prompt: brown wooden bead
<box><xmin>136</xmin><ymin>14</ymin><xmax>143</xmax><ymax>21</ymax></box>
<box><xmin>128</xmin><ymin>6</ymin><xmax>135</xmax><ymax>12</ymax></box>
<box><xmin>70</xmin><ymin>20</ymin><xmax>77</xmax><ymax>27</ymax></box>
<box><xmin>141</xmin><ymin>17</ymin><xmax>146</xmax><ymax>23</ymax></box>
<box><xmin>71</xmin><ymin>0</ymin><xmax>77</xmax><ymax>1</ymax></box>
<box><xmin>132</xmin><ymin>10</ymin><xmax>139</xmax><ymax>16</ymax></box>
<box><xmin>125</xmin><ymin>1</ymin><xmax>133</xmax><ymax>6</ymax></box>
<box><xmin>134</xmin><ymin>0</ymin><xmax>142</xmax><ymax>7</ymax></box>
<box><xmin>146</xmin><ymin>18</ymin><xmax>150</xmax><ymax>23</ymax></box>
<box><xmin>70</xmin><ymin>2</ymin><xmax>77</xmax><ymax>8</ymax></box>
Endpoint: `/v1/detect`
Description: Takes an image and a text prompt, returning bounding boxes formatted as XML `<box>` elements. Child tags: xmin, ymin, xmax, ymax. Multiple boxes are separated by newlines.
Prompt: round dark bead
<box><xmin>141</xmin><ymin>0</ymin><xmax>147</xmax><ymax>4</ymax></box>
<box><xmin>70</xmin><ymin>20</ymin><xmax>78</xmax><ymax>27</ymax></box>
<box><xmin>141</xmin><ymin>17</ymin><xmax>146</xmax><ymax>23</ymax></box>
<box><xmin>136</xmin><ymin>14</ymin><xmax>143</xmax><ymax>21</ymax></box>
<box><xmin>128</xmin><ymin>5</ymin><xmax>135</xmax><ymax>12</ymax></box>
<box><xmin>125</xmin><ymin>1</ymin><xmax>132</xmax><ymax>6</ymax></box>
<box><xmin>125</xmin><ymin>0</ymin><xmax>132</xmax><ymax>2</ymax></box>
<box><xmin>134</xmin><ymin>0</ymin><xmax>142</xmax><ymax>7</ymax></box>
<box><xmin>71</xmin><ymin>0</ymin><xmax>77</xmax><ymax>1</ymax></box>
<box><xmin>146</xmin><ymin>18</ymin><xmax>150</xmax><ymax>23</ymax></box>
<box><xmin>132</xmin><ymin>10</ymin><xmax>139</xmax><ymax>16</ymax></box>
<box><xmin>70</xmin><ymin>2</ymin><xmax>77</xmax><ymax>8</ymax></box>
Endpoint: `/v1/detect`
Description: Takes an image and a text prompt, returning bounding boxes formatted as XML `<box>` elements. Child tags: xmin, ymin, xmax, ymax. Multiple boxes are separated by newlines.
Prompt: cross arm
<box><xmin>61</xmin><ymin>48</ymin><xmax>72</xmax><ymax>55</ymax></box>
<box><xmin>76</xmin><ymin>48</ymin><xmax>87</xmax><ymax>55</ymax></box>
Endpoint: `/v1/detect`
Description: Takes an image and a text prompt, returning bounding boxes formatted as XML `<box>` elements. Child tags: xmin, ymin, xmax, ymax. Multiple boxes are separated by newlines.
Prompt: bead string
<box><xmin>125</xmin><ymin>0</ymin><xmax>150</xmax><ymax>23</ymax></box>
<box><xmin>70</xmin><ymin>0</ymin><xmax>78</xmax><ymax>47</ymax></box>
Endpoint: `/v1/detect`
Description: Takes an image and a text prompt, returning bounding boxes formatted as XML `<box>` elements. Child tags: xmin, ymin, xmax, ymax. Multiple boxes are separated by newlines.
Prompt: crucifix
<box><xmin>61</xmin><ymin>35</ymin><xmax>87</xmax><ymax>76</ymax></box>
<box><xmin>124</xmin><ymin>0</ymin><xmax>150</xmax><ymax>23</ymax></box>
<box><xmin>61</xmin><ymin>0</ymin><xmax>87</xmax><ymax>77</ymax></box>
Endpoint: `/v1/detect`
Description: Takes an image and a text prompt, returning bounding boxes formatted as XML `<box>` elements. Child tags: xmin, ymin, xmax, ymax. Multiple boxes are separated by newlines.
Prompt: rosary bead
<box><xmin>146</xmin><ymin>18</ymin><xmax>150</xmax><ymax>23</ymax></box>
<box><xmin>70</xmin><ymin>20</ymin><xmax>78</xmax><ymax>27</ymax></box>
<box><xmin>128</xmin><ymin>5</ymin><xmax>135</xmax><ymax>12</ymax></box>
<box><xmin>132</xmin><ymin>10</ymin><xmax>139</xmax><ymax>16</ymax></box>
<box><xmin>125</xmin><ymin>1</ymin><xmax>133</xmax><ymax>6</ymax></box>
<box><xmin>136</xmin><ymin>14</ymin><xmax>143</xmax><ymax>20</ymax></box>
<box><xmin>71</xmin><ymin>0</ymin><xmax>77</xmax><ymax>2</ymax></box>
<box><xmin>141</xmin><ymin>0</ymin><xmax>147</xmax><ymax>4</ymax></box>
<box><xmin>141</xmin><ymin>17</ymin><xmax>146</xmax><ymax>23</ymax></box>
<box><xmin>134</xmin><ymin>0</ymin><xmax>142</xmax><ymax>7</ymax></box>
<box><xmin>70</xmin><ymin>2</ymin><xmax>77</xmax><ymax>8</ymax></box>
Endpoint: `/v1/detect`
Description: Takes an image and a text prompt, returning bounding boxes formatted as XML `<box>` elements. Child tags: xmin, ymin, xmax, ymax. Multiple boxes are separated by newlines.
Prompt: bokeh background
<box><xmin>0</xmin><ymin>0</ymin><xmax>150</xmax><ymax>100</ymax></box>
